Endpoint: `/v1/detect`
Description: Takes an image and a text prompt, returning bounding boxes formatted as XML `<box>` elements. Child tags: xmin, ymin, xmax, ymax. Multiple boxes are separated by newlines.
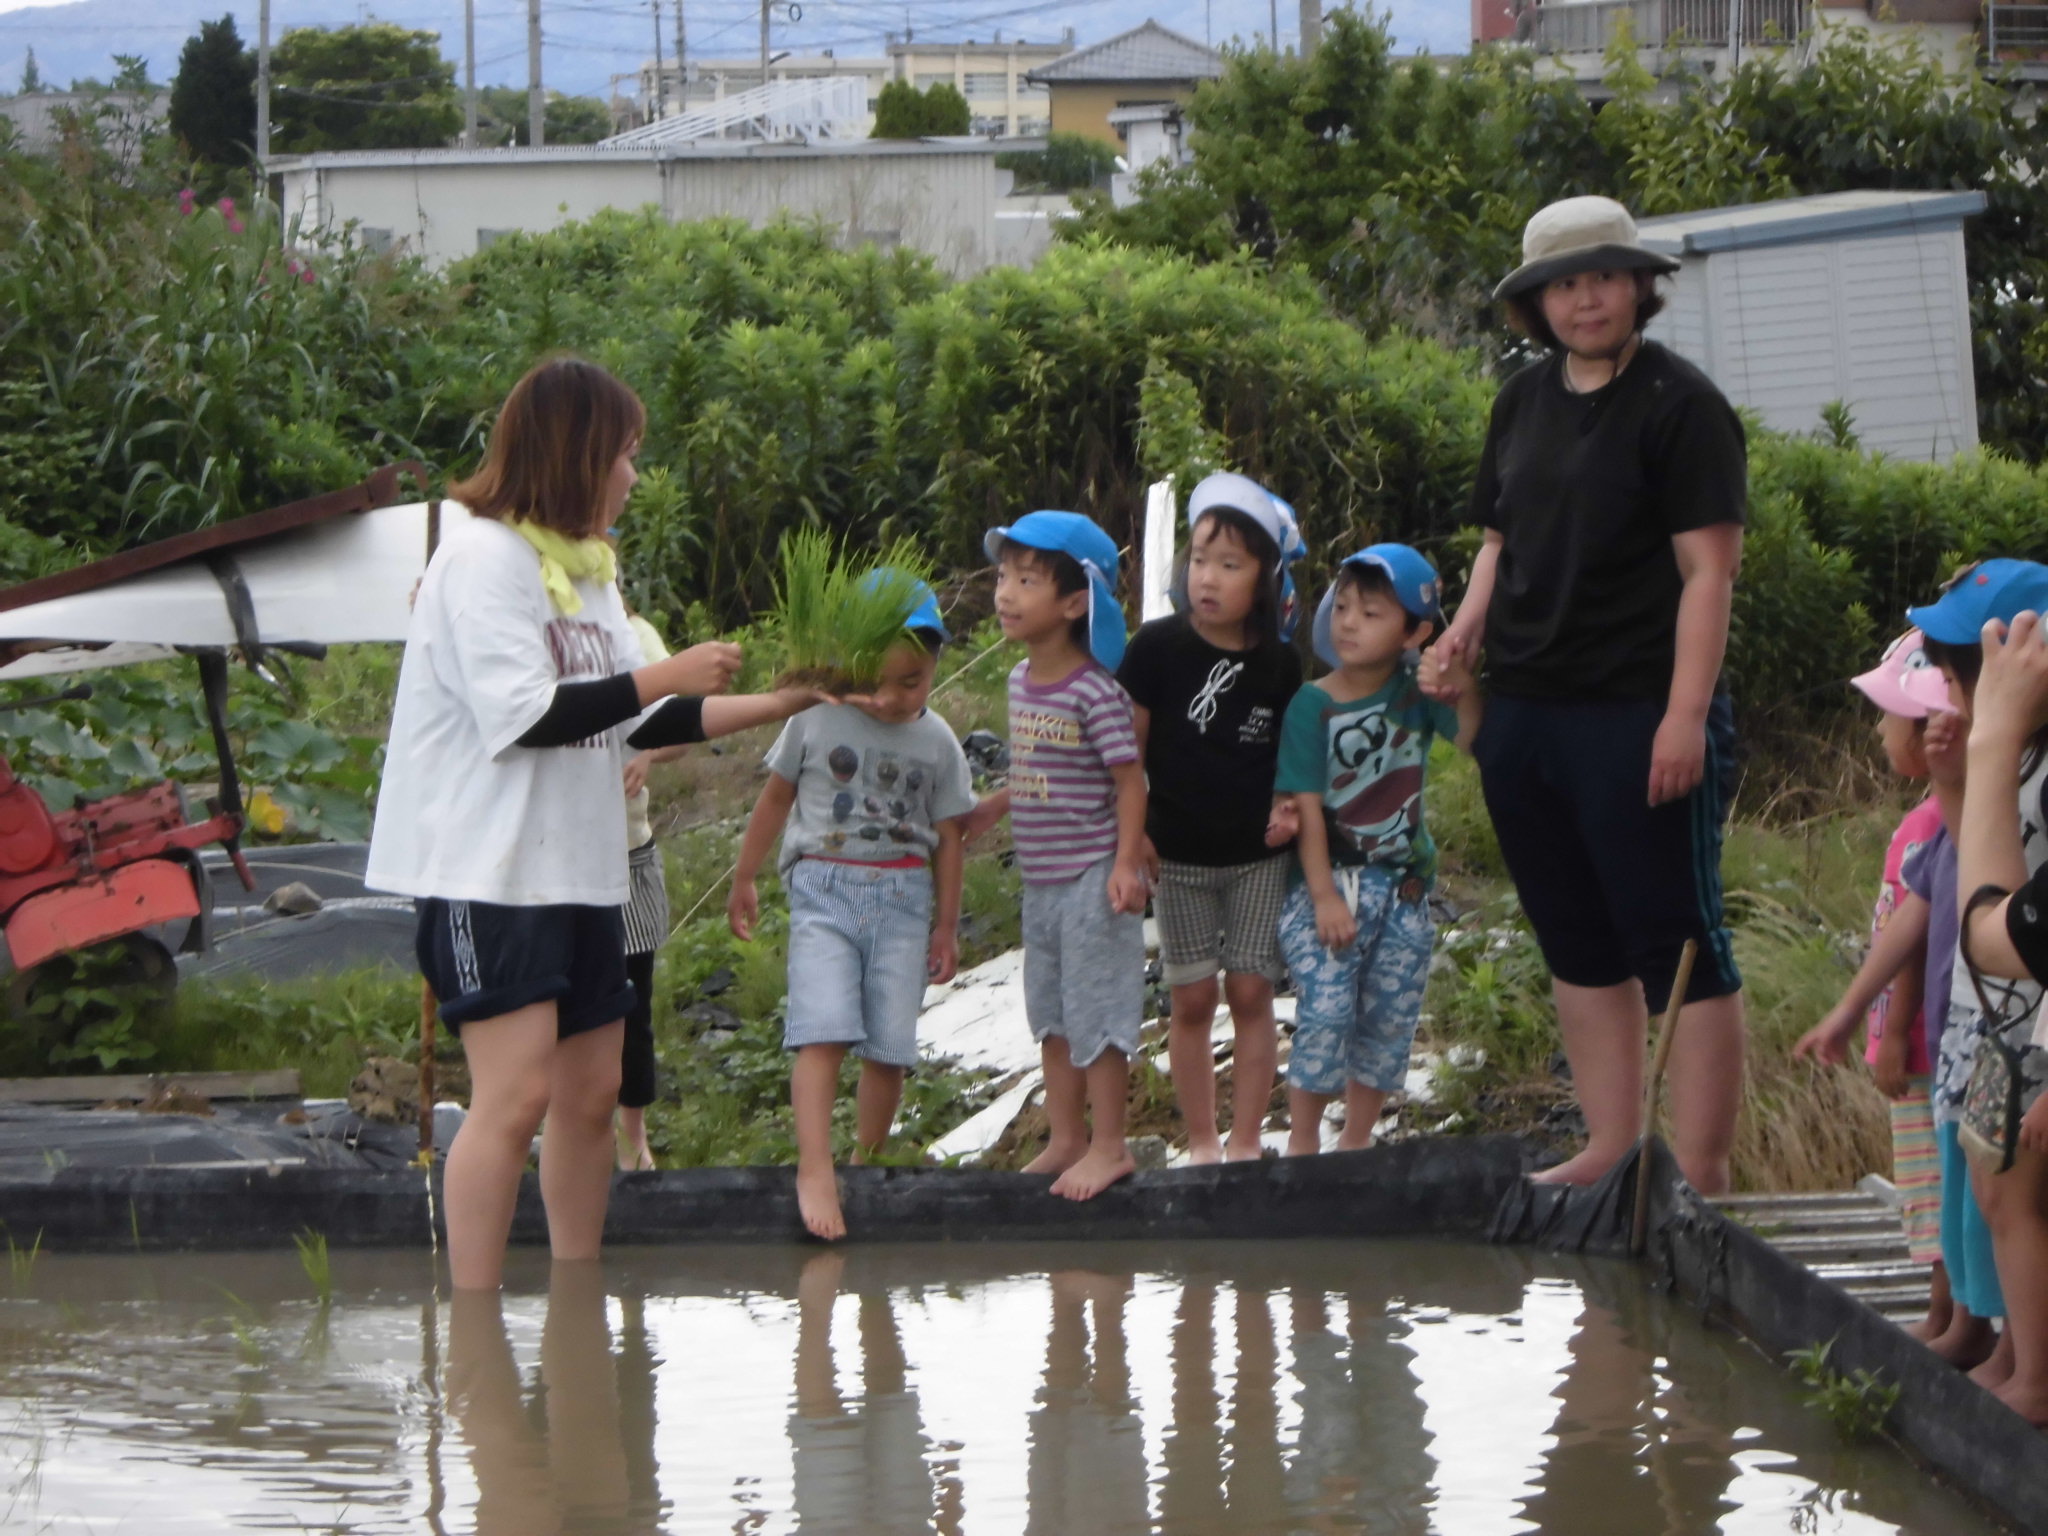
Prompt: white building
<box><xmin>273</xmin><ymin>138</ymin><xmax>1010</xmax><ymax>274</ymax></box>
<box><xmin>618</xmin><ymin>37</ymin><xmax>1068</xmax><ymax>139</ymax></box>
<box><xmin>1638</xmin><ymin>189</ymin><xmax>1985</xmax><ymax>461</ymax></box>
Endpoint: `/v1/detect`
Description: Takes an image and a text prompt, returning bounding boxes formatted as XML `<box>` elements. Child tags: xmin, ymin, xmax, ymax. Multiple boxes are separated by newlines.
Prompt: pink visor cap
<box><xmin>1852</xmin><ymin>628</ymin><xmax>1952</xmax><ymax>717</ymax></box>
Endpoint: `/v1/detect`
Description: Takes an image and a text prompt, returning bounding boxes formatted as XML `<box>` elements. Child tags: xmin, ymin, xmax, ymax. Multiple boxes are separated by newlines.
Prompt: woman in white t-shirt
<box><xmin>368</xmin><ymin>357</ymin><xmax>817</xmax><ymax>1291</ymax></box>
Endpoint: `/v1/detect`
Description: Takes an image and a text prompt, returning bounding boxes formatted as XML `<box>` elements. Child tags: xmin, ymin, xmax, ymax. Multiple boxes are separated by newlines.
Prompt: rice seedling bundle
<box><xmin>771</xmin><ymin>530</ymin><xmax>936</xmax><ymax>693</ymax></box>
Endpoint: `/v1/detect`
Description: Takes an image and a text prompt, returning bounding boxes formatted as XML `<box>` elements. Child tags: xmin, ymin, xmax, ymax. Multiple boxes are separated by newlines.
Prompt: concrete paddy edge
<box><xmin>1640</xmin><ymin>1141</ymin><xmax>2048</xmax><ymax>1536</ymax></box>
<box><xmin>0</xmin><ymin>1132</ymin><xmax>1533</xmax><ymax>1253</ymax></box>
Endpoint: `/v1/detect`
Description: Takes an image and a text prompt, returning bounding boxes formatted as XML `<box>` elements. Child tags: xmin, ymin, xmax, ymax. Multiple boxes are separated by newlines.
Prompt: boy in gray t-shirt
<box><xmin>729</xmin><ymin>583</ymin><xmax>974</xmax><ymax>1241</ymax></box>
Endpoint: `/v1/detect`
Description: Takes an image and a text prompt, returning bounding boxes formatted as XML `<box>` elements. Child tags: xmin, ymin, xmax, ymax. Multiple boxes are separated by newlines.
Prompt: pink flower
<box><xmin>217</xmin><ymin>196</ymin><xmax>235</xmax><ymax>216</ymax></box>
<box><xmin>300</xmin><ymin>267</ymin><xmax>316</xmax><ymax>284</ymax></box>
<box><xmin>176</xmin><ymin>187</ymin><xmax>195</xmax><ymax>216</ymax></box>
<box><xmin>226</xmin><ymin>217</ymin><xmax>245</xmax><ymax>235</ymax></box>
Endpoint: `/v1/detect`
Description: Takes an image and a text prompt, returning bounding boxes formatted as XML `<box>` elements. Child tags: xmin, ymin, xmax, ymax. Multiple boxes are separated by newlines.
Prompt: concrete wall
<box><xmin>1647</xmin><ymin>226</ymin><xmax>1977</xmax><ymax>461</ymax></box>
<box><xmin>1048</xmin><ymin>82</ymin><xmax>1196</xmax><ymax>146</ymax></box>
<box><xmin>278</xmin><ymin>147</ymin><xmax>1005</xmax><ymax>276</ymax></box>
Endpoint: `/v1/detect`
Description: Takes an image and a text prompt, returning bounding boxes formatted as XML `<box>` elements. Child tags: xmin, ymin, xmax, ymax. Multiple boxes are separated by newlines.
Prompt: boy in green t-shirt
<box><xmin>1272</xmin><ymin>545</ymin><xmax>1482</xmax><ymax>1155</ymax></box>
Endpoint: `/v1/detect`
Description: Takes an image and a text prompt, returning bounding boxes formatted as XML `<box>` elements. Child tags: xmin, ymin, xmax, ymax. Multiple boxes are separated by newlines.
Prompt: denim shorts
<box><xmin>1277</xmin><ymin>866</ymin><xmax>1434</xmax><ymax>1096</ymax></box>
<box><xmin>782</xmin><ymin>858</ymin><xmax>933</xmax><ymax>1068</ymax></box>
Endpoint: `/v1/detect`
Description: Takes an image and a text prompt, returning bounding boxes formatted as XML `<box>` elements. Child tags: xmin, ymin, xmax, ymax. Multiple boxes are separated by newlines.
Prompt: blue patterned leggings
<box><xmin>1277</xmin><ymin>866</ymin><xmax>1435</xmax><ymax>1096</ymax></box>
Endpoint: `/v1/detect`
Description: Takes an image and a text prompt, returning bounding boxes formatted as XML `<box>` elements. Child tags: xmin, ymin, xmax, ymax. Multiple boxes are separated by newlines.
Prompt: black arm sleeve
<box><xmin>2006</xmin><ymin>865</ymin><xmax>2048</xmax><ymax>983</ymax></box>
<box><xmin>626</xmin><ymin>696</ymin><xmax>706</xmax><ymax>749</ymax></box>
<box><xmin>514</xmin><ymin>673</ymin><xmax>643</xmax><ymax>748</ymax></box>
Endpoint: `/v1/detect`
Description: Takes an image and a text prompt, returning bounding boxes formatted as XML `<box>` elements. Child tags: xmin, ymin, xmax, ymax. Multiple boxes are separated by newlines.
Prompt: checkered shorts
<box><xmin>1154</xmin><ymin>853</ymin><xmax>1291</xmax><ymax>988</ymax></box>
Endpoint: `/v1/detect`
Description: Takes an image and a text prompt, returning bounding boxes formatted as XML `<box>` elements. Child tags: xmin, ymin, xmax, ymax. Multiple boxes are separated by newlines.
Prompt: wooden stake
<box><xmin>1630</xmin><ymin>939</ymin><xmax>1698</xmax><ymax>1256</ymax></box>
<box><xmin>419</xmin><ymin>983</ymin><xmax>437</xmax><ymax>1159</ymax></box>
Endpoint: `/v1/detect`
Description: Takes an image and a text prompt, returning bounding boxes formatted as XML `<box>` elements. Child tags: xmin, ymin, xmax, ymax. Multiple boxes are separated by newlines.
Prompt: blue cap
<box><xmin>1311</xmin><ymin>543</ymin><xmax>1445</xmax><ymax>668</ymax></box>
<box><xmin>863</xmin><ymin>568</ymin><xmax>949</xmax><ymax>643</ymax></box>
<box><xmin>1907</xmin><ymin>559</ymin><xmax>2048</xmax><ymax>646</ymax></box>
<box><xmin>984</xmin><ymin>511</ymin><xmax>1127</xmax><ymax>670</ymax></box>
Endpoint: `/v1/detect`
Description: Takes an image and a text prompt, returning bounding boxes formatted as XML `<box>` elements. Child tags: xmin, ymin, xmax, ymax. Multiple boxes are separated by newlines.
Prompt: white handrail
<box><xmin>601</xmin><ymin>75</ymin><xmax>870</xmax><ymax>147</ymax></box>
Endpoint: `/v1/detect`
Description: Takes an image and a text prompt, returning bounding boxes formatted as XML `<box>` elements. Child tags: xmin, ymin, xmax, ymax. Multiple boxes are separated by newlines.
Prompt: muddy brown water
<box><xmin>0</xmin><ymin>1238</ymin><xmax>2009</xmax><ymax>1534</ymax></box>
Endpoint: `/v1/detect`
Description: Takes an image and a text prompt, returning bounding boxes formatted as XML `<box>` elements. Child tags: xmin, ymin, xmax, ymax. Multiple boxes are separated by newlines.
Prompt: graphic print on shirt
<box><xmin>816</xmin><ymin>741</ymin><xmax>940</xmax><ymax>854</ymax></box>
<box><xmin>543</xmin><ymin>616</ymin><xmax>624</xmax><ymax>749</ymax></box>
<box><xmin>1011</xmin><ymin>705</ymin><xmax>1082</xmax><ymax>805</ymax></box>
<box><xmin>1186</xmin><ymin>657</ymin><xmax>1244</xmax><ymax>735</ymax></box>
<box><xmin>1324</xmin><ymin>701</ymin><xmax>1430</xmax><ymax>867</ymax></box>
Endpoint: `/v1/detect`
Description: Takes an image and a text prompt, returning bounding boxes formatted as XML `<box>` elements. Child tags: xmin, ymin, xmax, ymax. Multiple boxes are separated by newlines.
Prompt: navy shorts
<box><xmin>1473</xmin><ymin>693</ymin><xmax>1741</xmax><ymax>1013</ymax></box>
<box><xmin>415</xmin><ymin>898</ymin><xmax>635</xmax><ymax>1039</ymax></box>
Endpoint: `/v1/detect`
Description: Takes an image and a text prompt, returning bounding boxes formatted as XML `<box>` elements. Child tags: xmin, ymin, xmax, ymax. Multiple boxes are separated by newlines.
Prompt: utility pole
<box><xmin>527</xmin><ymin>0</ymin><xmax>544</xmax><ymax>146</ymax></box>
<box><xmin>1269</xmin><ymin>0</ymin><xmax>1278</xmax><ymax>49</ymax></box>
<box><xmin>1299</xmin><ymin>0</ymin><xmax>1321</xmax><ymax>56</ymax></box>
<box><xmin>650</xmin><ymin>0</ymin><xmax>665</xmax><ymax>118</ymax></box>
<box><xmin>760</xmin><ymin>0</ymin><xmax>770</xmax><ymax>85</ymax></box>
<box><xmin>684</xmin><ymin>0</ymin><xmax>700</xmax><ymax>109</ymax></box>
<box><xmin>463</xmin><ymin>0</ymin><xmax>477</xmax><ymax>146</ymax></box>
<box><xmin>256</xmin><ymin>0</ymin><xmax>270</xmax><ymax>164</ymax></box>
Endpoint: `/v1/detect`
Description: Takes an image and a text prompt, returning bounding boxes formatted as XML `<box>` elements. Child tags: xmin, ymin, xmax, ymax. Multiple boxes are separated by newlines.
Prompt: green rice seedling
<box><xmin>295</xmin><ymin>1228</ymin><xmax>334</xmax><ymax>1307</ymax></box>
<box><xmin>4</xmin><ymin>1227</ymin><xmax>41</xmax><ymax>1291</ymax></box>
<box><xmin>770</xmin><ymin>529</ymin><xmax>935</xmax><ymax>694</ymax></box>
<box><xmin>1787</xmin><ymin>1338</ymin><xmax>1900</xmax><ymax>1441</ymax></box>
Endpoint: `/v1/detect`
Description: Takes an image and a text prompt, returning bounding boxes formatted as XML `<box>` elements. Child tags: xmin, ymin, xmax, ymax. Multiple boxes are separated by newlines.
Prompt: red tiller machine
<box><xmin>0</xmin><ymin>463</ymin><xmax>444</xmax><ymax>1001</ymax></box>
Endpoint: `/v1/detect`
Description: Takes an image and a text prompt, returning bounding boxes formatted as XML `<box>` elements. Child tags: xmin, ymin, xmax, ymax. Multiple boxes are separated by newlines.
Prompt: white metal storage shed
<box><xmin>1637</xmin><ymin>190</ymin><xmax>1986</xmax><ymax>462</ymax></box>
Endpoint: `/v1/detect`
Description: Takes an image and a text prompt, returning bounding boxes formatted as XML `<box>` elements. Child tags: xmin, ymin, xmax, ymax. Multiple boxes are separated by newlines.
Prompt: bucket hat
<box><xmin>1311</xmin><ymin>544</ymin><xmax>1444</xmax><ymax>669</ymax></box>
<box><xmin>1177</xmin><ymin>472</ymin><xmax>1310</xmax><ymax>642</ymax></box>
<box><xmin>985</xmin><ymin>511</ymin><xmax>1127</xmax><ymax>671</ymax></box>
<box><xmin>1493</xmin><ymin>196</ymin><xmax>1680</xmax><ymax>303</ymax></box>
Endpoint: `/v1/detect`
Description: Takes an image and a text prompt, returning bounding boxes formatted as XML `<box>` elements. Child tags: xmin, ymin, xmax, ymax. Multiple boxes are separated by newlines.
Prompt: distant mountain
<box><xmin>0</xmin><ymin>0</ymin><xmax>1468</xmax><ymax>102</ymax></box>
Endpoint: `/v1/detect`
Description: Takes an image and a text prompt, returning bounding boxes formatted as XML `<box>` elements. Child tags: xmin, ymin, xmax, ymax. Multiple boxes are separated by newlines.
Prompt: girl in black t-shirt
<box><xmin>1118</xmin><ymin>473</ymin><xmax>1304</xmax><ymax>1164</ymax></box>
<box><xmin>1421</xmin><ymin>196</ymin><xmax>1747</xmax><ymax>1198</ymax></box>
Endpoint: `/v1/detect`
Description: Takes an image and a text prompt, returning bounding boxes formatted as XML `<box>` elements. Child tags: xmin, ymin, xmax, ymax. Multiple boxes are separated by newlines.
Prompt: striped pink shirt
<box><xmin>1007</xmin><ymin>659</ymin><xmax>1140</xmax><ymax>884</ymax></box>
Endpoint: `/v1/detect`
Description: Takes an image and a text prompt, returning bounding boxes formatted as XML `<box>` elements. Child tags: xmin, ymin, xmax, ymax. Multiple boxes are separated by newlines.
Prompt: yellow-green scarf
<box><xmin>512</xmin><ymin>520</ymin><xmax>616</xmax><ymax>617</ymax></box>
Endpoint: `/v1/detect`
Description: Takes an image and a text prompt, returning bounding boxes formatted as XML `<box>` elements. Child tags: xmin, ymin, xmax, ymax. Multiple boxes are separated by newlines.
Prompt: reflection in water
<box><xmin>0</xmin><ymin>1240</ymin><xmax>2003</xmax><ymax>1534</ymax></box>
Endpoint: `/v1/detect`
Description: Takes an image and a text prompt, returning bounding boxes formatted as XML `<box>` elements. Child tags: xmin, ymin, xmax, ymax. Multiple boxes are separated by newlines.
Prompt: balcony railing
<box><xmin>1526</xmin><ymin>0</ymin><xmax>1810</xmax><ymax>53</ymax></box>
<box><xmin>1985</xmin><ymin>4</ymin><xmax>2048</xmax><ymax>57</ymax></box>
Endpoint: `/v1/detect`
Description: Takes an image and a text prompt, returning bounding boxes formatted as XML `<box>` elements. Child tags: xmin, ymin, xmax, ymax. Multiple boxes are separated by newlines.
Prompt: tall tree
<box><xmin>871</xmin><ymin>79</ymin><xmax>970</xmax><ymax>139</ymax></box>
<box><xmin>475</xmin><ymin>87</ymin><xmax>612</xmax><ymax>146</ymax></box>
<box><xmin>271</xmin><ymin>23</ymin><xmax>461</xmax><ymax>153</ymax></box>
<box><xmin>169</xmin><ymin>18</ymin><xmax>256</xmax><ymax>168</ymax></box>
<box><xmin>19</xmin><ymin>49</ymin><xmax>43</xmax><ymax>94</ymax></box>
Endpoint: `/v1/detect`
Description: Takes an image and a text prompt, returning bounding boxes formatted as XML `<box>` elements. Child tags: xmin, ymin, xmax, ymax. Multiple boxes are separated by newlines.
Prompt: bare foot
<box><xmin>1928</xmin><ymin>1314</ymin><xmax>1996</xmax><ymax>1369</ymax></box>
<box><xmin>1334</xmin><ymin>1129</ymin><xmax>1376</xmax><ymax>1153</ymax></box>
<box><xmin>1529</xmin><ymin>1145</ymin><xmax>1629</xmax><ymax>1187</ymax></box>
<box><xmin>1184</xmin><ymin>1137</ymin><xmax>1224</xmax><ymax>1166</ymax></box>
<box><xmin>1050</xmin><ymin>1146</ymin><xmax>1137</xmax><ymax>1201</ymax></box>
<box><xmin>796</xmin><ymin>1164</ymin><xmax>846</xmax><ymax>1242</ymax></box>
<box><xmin>1905</xmin><ymin>1302</ymin><xmax>1954</xmax><ymax>1344</ymax></box>
<box><xmin>1970</xmin><ymin>1329</ymin><xmax>2016</xmax><ymax>1392</ymax></box>
<box><xmin>1222</xmin><ymin>1138</ymin><xmax>1265</xmax><ymax>1163</ymax></box>
<box><xmin>617</xmin><ymin>1143</ymin><xmax>655</xmax><ymax>1172</ymax></box>
<box><xmin>1992</xmin><ymin>1376</ymin><xmax>2048</xmax><ymax>1427</ymax></box>
<box><xmin>1286</xmin><ymin>1130</ymin><xmax>1321</xmax><ymax>1157</ymax></box>
<box><xmin>1023</xmin><ymin>1139</ymin><xmax>1088</xmax><ymax>1178</ymax></box>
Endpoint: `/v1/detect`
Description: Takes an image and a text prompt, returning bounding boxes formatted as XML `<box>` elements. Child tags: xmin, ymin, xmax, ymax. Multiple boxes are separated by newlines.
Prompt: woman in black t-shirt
<box><xmin>1421</xmin><ymin>196</ymin><xmax>1748</xmax><ymax>1197</ymax></box>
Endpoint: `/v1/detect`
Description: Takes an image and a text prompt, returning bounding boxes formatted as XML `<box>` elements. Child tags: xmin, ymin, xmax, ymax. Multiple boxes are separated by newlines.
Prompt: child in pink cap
<box><xmin>1796</xmin><ymin>628</ymin><xmax>1951</xmax><ymax>1342</ymax></box>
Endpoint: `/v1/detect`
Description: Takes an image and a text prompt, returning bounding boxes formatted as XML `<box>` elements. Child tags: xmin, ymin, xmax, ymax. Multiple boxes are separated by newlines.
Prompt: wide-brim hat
<box><xmin>1493</xmin><ymin>196</ymin><xmax>1680</xmax><ymax>303</ymax></box>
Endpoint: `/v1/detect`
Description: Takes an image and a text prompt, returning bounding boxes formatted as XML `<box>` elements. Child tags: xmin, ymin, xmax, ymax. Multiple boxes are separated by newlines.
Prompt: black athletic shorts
<box><xmin>414</xmin><ymin>897</ymin><xmax>635</xmax><ymax>1038</ymax></box>
<box><xmin>1473</xmin><ymin>693</ymin><xmax>1742</xmax><ymax>1014</ymax></box>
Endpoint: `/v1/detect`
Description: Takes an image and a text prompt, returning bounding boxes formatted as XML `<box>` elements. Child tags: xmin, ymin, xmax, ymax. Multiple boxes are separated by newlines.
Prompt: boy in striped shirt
<box><xmin>965</xmin><ymin>512</ymin><xmax>1148</xmax><ymax>1199</ymax></box>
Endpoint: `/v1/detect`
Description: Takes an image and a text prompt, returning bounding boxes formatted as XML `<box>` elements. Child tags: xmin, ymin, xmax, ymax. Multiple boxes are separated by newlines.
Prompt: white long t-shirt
<box><xmin>366</xmin><ymin>516</ymin><xmax>656</xmax><ymax>907</ymax></box>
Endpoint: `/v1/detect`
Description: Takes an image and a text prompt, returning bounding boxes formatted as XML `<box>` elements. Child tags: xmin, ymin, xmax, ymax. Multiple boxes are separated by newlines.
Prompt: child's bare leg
<box><xmin>1287</xmin><ymin>1088</ymin><xmax>1331</xmax><ymax>1156</ymax></box>
<box><xmin>1972</xmin><ymin>1325</ymin><xmax>2016</xmax><ymax>1391</ymax></box>
<box><xmin>615</xmin><ymin>1106</ymin><xmax>654</xmax><ymax>1172</ymax></box>
<box><xmin>1052</xmin><ymin>1048</ymin><xmax>1136</xmax><ymax>1200</ymax></box>
<box><xmin>1222</xmin><ymin>971</ymin><xmax>1279</xmax><ymax>1161</ymax></box>
<box><xmin>1985</xmin><ymin>1147</ymin><xmax>2048</xmax><ymax>1424</ymax></box>
<box><xmin>1168</xmin><ymin>974</ymin><xmax>1225</xmax><ymax>1164</ymax></box>
<box><xmin>851</xmin><ymin>1060</ymin><xmax>906</xmax><ymax>1164</ymax></box>
<box><xmin>1336</xmin><ymin>1083</ymin><xmax>1390</xmax><ymax>1152</ymax></box>
<box><xmin>792</xmin><ymin>1043</ymin><xmax>849</xmax><ymax>1241</ymax></box>
<box><xmin>1026</xmin><ymin>1035</ymin><xmax>1091</xmax><ymax>1176</ymax></box>
<box><xmin>1929</xmin><ymin>1300</ymin><xmax>1996</xmax><ymax>1368</ymax></box>
<box><xmin>1906</xmin><ymin>1260</ymin><xmax>1954</xmax><ymax>1344</ymax></box>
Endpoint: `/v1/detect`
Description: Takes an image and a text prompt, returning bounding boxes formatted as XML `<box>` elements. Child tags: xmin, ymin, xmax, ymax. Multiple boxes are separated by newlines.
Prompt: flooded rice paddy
<box><xmin>0</xmin><ymin>1238</ymin><xmax>2006</xmax><ymax>1534</ymax></box>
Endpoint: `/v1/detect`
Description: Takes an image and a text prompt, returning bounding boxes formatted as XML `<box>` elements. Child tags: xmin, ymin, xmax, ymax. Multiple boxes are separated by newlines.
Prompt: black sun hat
<box><xmin>1493</xmin><ymin>196</ymin><xmax>1680</xmax><ymax>302</ymax></box>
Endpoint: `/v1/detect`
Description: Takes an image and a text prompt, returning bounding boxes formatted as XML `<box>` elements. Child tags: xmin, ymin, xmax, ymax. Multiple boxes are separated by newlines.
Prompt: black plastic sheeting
<box><xmin>1504</xmin><ymin>1138</ymin><xmax>2048</xmax><ymax>1536</ymax></box>
<box><xmin>0</xmin><ymin>1132</ymin><xmax>1532</xmax><ymax>1253</ymax></box>
<box><xmin>0</xmin><ymin>1101</ymin><xmax>459</xmax><ymax>1177</ymax></box>
<box><xmin>171</xmin><ymin>842</ymin><xmax>415</xmax><ymax>982</ymax></box>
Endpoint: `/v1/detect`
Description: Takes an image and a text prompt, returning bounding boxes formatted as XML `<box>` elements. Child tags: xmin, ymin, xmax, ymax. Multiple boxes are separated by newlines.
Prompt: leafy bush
<box><xmin>871</xmin><ymin>79</ymin><xmax>970</xmax><ymax>139</ymax></box>
<box><xmin>997</xmin><ymin>133</ymin><xmax>1119</xmax><ymax>193</ymax></box>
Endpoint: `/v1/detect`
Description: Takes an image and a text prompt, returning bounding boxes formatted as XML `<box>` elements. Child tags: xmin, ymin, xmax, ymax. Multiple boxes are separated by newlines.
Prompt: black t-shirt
<box><xmin>1117</xmin><ymin>614</ymin><xmax>1303</xmax><ymax>867</ymax></box>
<box><xmin>2006</xmin><ymin>862</ymin><xmax>2048</xmax><ymax>984</ymax></box>
<box><xmin>1467</xmin><ymin>340</ymin><xmax>1747</xmax><ymax>702</ymax></box>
